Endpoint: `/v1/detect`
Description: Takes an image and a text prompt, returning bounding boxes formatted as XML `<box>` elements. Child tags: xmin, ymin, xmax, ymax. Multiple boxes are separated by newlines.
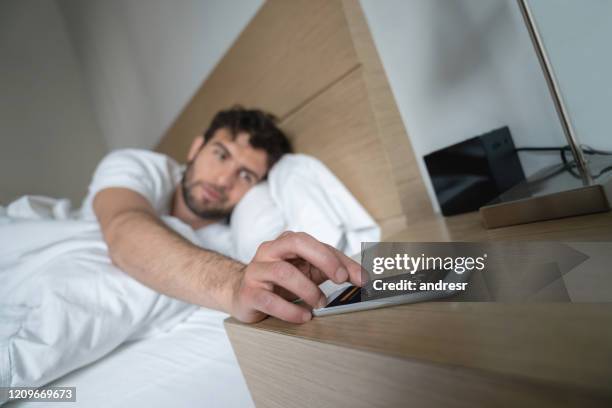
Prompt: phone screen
<box><xmin>324</xmin><ymin>268</ymin><xmax>452</xmax><ymax>309</ymax></box>
<box><xmin>326</xmin><ymin>285</ymin><xmax>363</xmax><ymax>308</ymax></box>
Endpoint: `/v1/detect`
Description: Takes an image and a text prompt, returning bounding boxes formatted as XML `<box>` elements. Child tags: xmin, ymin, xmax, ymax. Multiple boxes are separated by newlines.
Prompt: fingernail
<box><xmin>336</xmin><ymin>267</ymin><xmax>348</xmax><ymax>282</ymax></box>
<box><xmin>317</xmin><ymin>295</ymin><xmax>327</xmax><ymax>309</ymax></box>
<box><xmin>302</xmin><ymin>311</ymin><xmax>312</xmax><ymax>322</ymax></box>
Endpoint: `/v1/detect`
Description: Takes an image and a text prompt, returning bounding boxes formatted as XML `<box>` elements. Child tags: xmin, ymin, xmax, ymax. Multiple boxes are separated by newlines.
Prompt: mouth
<box><xmin>200</xmin><ymin>184</ymin><xmax>222</xmax><ymax>202</ymax></box>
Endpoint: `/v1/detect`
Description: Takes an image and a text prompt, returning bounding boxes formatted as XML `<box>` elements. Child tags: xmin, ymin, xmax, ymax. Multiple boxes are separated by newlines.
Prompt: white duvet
<box><xmin>0</xmin><ymin>213</ymin><xmax>203</xmax><ymax>399</ymax></box>
<box><xmin>0</xmin><ymin>154</ymin><xmax>379</xmax><ymax>405</ymax></box>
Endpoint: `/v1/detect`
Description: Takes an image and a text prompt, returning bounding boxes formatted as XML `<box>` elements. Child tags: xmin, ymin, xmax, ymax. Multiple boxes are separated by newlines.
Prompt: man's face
<box><xmin>181</xmin><ymin>128</ymin><xmax>268</xmax><ymax>220</ymax></box>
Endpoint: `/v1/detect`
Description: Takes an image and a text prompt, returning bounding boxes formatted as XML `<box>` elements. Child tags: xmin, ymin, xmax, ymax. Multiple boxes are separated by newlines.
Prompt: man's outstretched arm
<box><xmin>94</xmin><ymin>187</ymin><xmax>362</xmax><ymax>323</ymax></box>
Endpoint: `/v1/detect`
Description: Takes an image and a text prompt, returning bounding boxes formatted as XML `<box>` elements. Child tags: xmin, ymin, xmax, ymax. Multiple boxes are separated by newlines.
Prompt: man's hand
<box><xmin>231</xmin><ymin>231</ymin><xmax>362</xmax><ymax>324</ymax></box>
<box><xmin>94</xmin><ymin>188</ymin><xmax>361</xmax><ymax>325</ymax></box>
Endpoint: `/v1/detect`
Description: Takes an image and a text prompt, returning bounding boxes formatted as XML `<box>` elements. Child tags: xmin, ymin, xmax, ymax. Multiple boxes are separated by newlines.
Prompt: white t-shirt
<box><xmin>79</xmin><ymin>148</ymin><xmax>237</xmax><ymax>258</ymax></box>
<box><xmin>80</xmin><ymin>149</ymin><xmax>184</xmax><ymax>220</ymax></box>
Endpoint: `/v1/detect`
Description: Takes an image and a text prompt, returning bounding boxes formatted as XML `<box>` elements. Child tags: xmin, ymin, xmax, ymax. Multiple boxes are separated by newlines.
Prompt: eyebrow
<box><xmin>212</xmin><ymin>141</ymin><xmax>263</xmax><ymax>181</ymax></box>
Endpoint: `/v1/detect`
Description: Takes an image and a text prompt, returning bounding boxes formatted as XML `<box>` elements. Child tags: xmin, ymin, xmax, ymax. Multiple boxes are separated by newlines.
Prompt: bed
<box><xmin>6</xmin><ymin>309</ymin><xmax>252</xmax><ymax>408</ymax></box>
<box><xmin>4</xmin><ymin>1</ymin><xmax>432</xmax><ymax>406</ymax></box>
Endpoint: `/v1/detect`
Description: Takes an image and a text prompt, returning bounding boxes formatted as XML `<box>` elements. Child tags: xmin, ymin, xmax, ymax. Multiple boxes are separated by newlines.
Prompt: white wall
<box><xmin>529</xmin><ymin>0</ymin><xmax>612</xmax><ymax>151</ymax></box>
<box><xmin>39</xmin><ymin>0</ymin><xmax>603</xmax><ymax>212</ymax></box>
<box><xmin>0</xmin><ymin>0</ymin><xmax>107</xmax><ymax>205</ymax></box>
<box><xmin>57</xmin><ymin>0</ymin><xmax>264</xmax><ymax>151</ymax></box>
<box><xmin>360</xmin><ymin>0</ymin><xmax>567</xmax><ymax>210</ymax></box>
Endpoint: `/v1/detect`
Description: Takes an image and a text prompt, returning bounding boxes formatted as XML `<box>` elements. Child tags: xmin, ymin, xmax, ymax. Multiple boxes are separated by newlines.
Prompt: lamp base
<box><xmin>480</xmin><ymin>156</ymin><xmax>612</xmax><ymax>229</ymax></box>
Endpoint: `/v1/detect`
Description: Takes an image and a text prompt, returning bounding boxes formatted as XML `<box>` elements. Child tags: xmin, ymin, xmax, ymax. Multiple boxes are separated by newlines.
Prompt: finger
<box><xmin>323</xmin><ymin>243</ymin><xmax>364</xmax><ymax>286</ymax></box>
<box><xmin>258</xmin><ymin>261</ymin><xmax>327</xmax><ymax>309</ymax></box>
<box><xmin>249</xmin><ymin>287</ymin><xmax>312</xmax><ymax>323</ymax></box>
<box><xmin>287</xmin><ymin>258</ymin><xmax>328</xmax><ymax>286</ymax></box>
<box><xmin>260</xmin><ymin>232</ymin><xmax>348</xmax><ymax>284</ymax></box>
<box><xmin>277</xmin><ymin>230</ymin><xmax>293</xmax><ymax>239</ymax></box>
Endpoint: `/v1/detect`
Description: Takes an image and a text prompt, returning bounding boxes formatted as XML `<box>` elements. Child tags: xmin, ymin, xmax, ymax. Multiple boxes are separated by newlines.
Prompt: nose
<box><xmin>215</xmin><ymin>167</ymin><xmax>235</xmax><ymax>190</ymax></box>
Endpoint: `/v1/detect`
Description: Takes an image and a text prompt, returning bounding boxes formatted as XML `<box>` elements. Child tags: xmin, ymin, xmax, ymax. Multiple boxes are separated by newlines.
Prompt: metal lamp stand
<box><xmin>479</xmin><ymin>0</ymin><xmax>612</xmax><ymax>228</ymax></box>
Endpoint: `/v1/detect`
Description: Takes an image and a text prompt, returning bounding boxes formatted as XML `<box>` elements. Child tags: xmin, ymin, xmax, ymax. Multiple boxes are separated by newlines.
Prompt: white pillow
<box><xmin>229</xmin><ymin>154</ymin><xmax>380</xmax><ymax>262</ymax></box>
<box><xmin>230</xmin><ymin>182</ymin><xmax>285</xmax><ymax>263</ymax></box>
<box><xmin>268</xmin><ymin>154</ymin><xmax>380</xmax><ymax>256</ymax></box>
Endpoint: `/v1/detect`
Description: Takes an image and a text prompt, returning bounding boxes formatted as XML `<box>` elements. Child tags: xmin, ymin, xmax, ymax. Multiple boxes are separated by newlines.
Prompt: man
<box><xmin>91</xmin><ymin>106</ymin><xmax>362</xmax><ymax>324</ymax></box>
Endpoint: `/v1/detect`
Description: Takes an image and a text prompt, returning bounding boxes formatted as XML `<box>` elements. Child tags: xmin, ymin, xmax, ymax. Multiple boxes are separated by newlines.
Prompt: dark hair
<box><xmin>203</xmin><ymin>106</ymin><xmax>292</xmax><ymax>172</ymax></box>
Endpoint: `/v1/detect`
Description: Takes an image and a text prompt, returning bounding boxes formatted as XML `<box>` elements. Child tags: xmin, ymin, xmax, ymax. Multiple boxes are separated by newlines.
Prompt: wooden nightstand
<box><xmin>225</xmin><ymin>212</ymin><xmax>612</xmax><ymax>407</ymax></box>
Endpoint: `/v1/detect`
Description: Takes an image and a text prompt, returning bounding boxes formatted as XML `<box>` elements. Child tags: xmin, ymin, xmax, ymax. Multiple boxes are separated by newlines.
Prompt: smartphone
<box><xmin>313</xmin><ymin>268</ymin><xmax>471</xmax><ymax>317</ymax></box>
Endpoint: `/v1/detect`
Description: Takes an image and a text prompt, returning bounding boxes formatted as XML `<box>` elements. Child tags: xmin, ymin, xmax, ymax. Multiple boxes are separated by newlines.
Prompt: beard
<box><xmin>181</xmin><ymin>161</ymin><xmax>234</xmax><ymax>220</ymax></box>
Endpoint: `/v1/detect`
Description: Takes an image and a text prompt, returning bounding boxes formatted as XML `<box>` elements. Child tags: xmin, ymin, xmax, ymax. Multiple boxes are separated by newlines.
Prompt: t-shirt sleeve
<box><xmin>79</xmin><ymin>149</ymin><xmax>181</xmax><ymax>219</ymax></box>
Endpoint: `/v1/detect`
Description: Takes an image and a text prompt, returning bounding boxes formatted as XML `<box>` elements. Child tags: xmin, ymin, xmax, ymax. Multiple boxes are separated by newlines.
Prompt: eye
<box><xmin>214</xmin><ymin>148</ymin><xmax>228</xmax><ymax>161</ymax></box>
<box><xmin>239</xmin><ymin>170</ymin><xmax>256</xmax><ymax>185</ymax></box>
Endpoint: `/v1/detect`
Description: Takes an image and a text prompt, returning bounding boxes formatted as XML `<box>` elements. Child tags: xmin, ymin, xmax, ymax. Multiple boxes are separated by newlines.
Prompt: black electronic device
<box><xmin>424</xmin><ymin>126</ymin><xmax>526</xmax><ymax>216</ymax></box>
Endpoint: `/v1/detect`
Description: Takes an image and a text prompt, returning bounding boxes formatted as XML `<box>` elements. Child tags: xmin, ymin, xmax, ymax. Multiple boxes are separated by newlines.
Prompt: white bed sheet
<box><xmin>5</xmin><ymin>307</ymin><xmax>254</xmax><ymax>408</ymax></box>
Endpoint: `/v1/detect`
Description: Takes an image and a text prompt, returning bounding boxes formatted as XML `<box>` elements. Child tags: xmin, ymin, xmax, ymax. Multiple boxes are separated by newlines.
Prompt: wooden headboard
<box><xmin>156</xmin><ymin>0</ymin><xmax>433</xmax><ymax>237</ymax></box>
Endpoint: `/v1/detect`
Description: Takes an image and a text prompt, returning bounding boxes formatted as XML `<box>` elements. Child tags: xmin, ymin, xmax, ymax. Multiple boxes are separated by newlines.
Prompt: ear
<box><xmin>187</xmin><ymin>135</ymin><xmax>205</xmax><ymax>162</ymax></box>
